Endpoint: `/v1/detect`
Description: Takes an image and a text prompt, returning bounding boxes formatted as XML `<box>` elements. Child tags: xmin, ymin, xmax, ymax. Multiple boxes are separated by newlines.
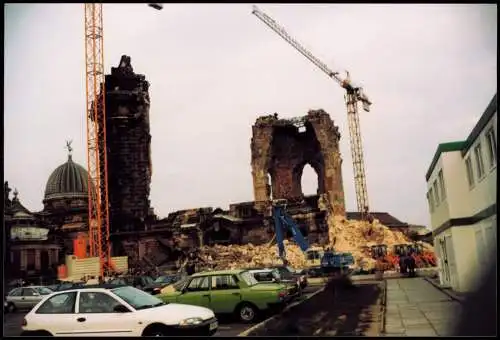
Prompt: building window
<box><xmin>474</xmin><ymin>143</ymin><xmax>485</xmax><ymax>179</ymax></box>
<box><xmin>485</xmin><ymin>127</ymin><xmax>497</xmax><ymax>168</ymax></box>
<box><xmin>428</xmin><ymin>187</ymin><xmax>435</xmax><ymax>212</ymax></box>
<box><xmin>433</xmin><ymin>180</ymin><xmax>440</xmax><ymax>205</ymax></box>
<box><xmin>465</xmin><ymin>157</ymin><xmax>474</xmax><ymax>187</ymax></box>
<box><xmin>438</xmin><ymin>170</ymin><xmax>446</xmax><ymax>201</ymax></box>
<box><xmin>427</xmin><ymin>191</ymin><xmax>434</xmax><ymax>213</ymax></box>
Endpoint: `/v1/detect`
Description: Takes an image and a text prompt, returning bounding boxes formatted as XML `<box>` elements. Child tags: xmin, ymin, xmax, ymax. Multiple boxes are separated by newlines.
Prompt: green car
<box><xmin>158</xmin><ymin>269</ymin><xmax>289</xmax><ymax>323</ymax></box>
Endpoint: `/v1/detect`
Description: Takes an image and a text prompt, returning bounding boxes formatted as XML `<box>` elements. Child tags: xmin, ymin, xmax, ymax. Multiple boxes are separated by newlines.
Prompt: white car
<box><xmin>21</xmin><ymin>285</ymin><xmax>218</xmax><ymax>336</ymax></box>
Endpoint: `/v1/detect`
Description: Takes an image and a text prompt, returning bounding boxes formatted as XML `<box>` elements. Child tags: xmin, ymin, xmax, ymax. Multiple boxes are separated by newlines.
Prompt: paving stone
<box><xmin>404</xmin><ymin>328</ymin><xmax>438</xmax><ymax>336</ymax></box>
<box><xmin>385</xmin><ymin>317</ymin><xmax>403</xmax><ymax>326</ymax></box>
<box><xmin>385</xmin><ymin>325</ymin><xmax>406</xmax><ymax>334</ymax></box>
<box><xmin>423</xmin><ymin>311</ymin><xmax>453</xmax><ymax>321</ymax></box>
<box><xmin>395</xmin><ymin>303</ymin><xmax>417</xmax><ymax>309</ymax></box>
<box><xmin>402</xmin><ymin>318</ymin><xmax>431</xmax><ymax>327</ymax></box>
<box><xmin>399</xmin><ymin>312</ymin><xmax>424</xmax><ymax>319</ymax></box>
<box><xmin>385</xmin><ymin>312</ymin><xmax>401</xmax><ymax>319</ymax></box>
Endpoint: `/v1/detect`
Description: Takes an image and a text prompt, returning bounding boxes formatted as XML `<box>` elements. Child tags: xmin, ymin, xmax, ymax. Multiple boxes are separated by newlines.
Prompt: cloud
<box><xmin>4</xmin><ymin>4</ymin><xmax>497</xmax><ymax>227</ymax></box>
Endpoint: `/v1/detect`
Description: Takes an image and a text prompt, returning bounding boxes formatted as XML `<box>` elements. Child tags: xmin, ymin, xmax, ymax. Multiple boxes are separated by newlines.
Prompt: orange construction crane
<box><xmin>252</xmin><ymin>6</ymin><xmax>373</xmax><ymax>218</ymax></box>
<box><xmin>83</xmin><ymin>3</ymin><xmax>162</xmax><ymax>277</ymax></box>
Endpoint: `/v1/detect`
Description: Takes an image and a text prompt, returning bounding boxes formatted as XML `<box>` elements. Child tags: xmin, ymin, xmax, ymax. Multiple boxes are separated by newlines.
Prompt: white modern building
<box><xmin>425</xmin><ymin>93</ymin><xmax>497</xmax><ymax>293</ymax></box>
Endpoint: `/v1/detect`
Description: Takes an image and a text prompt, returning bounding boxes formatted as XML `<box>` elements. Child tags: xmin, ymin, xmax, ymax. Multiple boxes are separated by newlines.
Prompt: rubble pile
<box><xmin>326</xmin><ymin>215</ymin><xmax>434</xmax><ymax>271</ymax></box>
<box><xmin>199</xmin><ymin>215</ymin><xmax>435</xmax><ymax>272</ymax></box>
<box><xmin>200</xmin><ymin>240</ymin><xmax>308</xmax><ymax>270</ymax></box>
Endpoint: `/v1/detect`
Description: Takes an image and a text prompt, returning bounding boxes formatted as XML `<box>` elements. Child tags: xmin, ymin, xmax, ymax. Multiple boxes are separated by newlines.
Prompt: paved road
<box><xmin>215</xmin><ymin>285</ymin><xmax>322</xmax><ymax>336</ymax></box>
<box><xmin>384</xmin><ymin>277</ymin><xmax>463</xmax><ymax>336</ymax></box>
<box><xmin>3</xmin><ymin>285</ymin><xmax>323</xmax><ymax>337</ymax></box>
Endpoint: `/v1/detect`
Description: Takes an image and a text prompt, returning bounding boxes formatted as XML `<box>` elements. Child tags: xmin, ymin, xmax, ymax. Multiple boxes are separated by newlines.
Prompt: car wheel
<box><xmin>7</xmin><ymin>303</ymin><xmax>16</xmax><ymax>313</ymax></box>
<box><xmin>237</xmin><ymin>303</ymin><xmax>258</xmax><ymax>323</ymax></box>
<box><xmin>143</xmin><ymin>325</ymin><xmax>170</xmax><ymax>337</ymax></box>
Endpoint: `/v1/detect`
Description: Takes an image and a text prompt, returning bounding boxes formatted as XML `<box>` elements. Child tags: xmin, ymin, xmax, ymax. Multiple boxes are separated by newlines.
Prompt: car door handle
<box><xmin>202</xmin><ymin>294</ymin><xmax>210</xmax><ymax>297</ymax></box>
<box><xmin>231</xmin><ymin>292</ymin><xmax>241</xmax><ymax>296</ymax></box>
<box><xmin>77</xmin><ymin>317</ymin><xmax>86</xmax><ymax>322</ymax></box>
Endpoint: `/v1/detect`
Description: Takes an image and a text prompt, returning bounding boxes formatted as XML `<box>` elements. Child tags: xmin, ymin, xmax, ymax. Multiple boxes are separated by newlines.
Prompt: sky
<box><xmin>4</xmin><ymin>4</ymin><xmax>497</xmax><ymax>226</ymax></box>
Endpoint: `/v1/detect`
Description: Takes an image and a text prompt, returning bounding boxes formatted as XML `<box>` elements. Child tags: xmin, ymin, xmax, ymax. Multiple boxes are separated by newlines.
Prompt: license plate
<box><xmin>209</xmin><ymin>321</ymin><xmax>218</xmax><ymax>331</ymax></box>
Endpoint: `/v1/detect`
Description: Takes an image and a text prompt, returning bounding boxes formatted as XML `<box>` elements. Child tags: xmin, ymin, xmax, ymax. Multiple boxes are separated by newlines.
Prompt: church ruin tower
<box><xmin>105</xmin><ymin>55</ymin><xmax>152</xmax><ymax>233</ymax></box>
<box><xmin>251</xmin><ymin>109</ymin><xmax>346</xmax><ymax>216</ymax></box>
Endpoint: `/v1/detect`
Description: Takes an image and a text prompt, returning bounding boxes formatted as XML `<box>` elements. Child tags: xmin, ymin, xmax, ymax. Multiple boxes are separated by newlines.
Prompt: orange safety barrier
<box><xmin>73</xmin><ymin>234</ymin><xmax>87</xmax><ymax>259</ymax></box>
<box><xmin>57</xmin><ymin>264</ymin><xmax>67</xmax><ymax>279</ymax></box>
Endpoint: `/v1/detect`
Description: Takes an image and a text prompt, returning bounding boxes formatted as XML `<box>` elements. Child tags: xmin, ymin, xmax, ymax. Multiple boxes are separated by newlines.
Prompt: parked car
<box><xmin>5</xmin><ymin>286</ymin><xmax>53</xmax><ymax>312</ymax></box>
<box><xmin>268</xmin><ymin>265</ymin><xmax>308</xmax><ymax>289</ymax></box>
<box><xmin>159</xmin><ymin>269</ymin><xmax>290</xmax><ymax>323</ymax></box>
<box><xmin>108</xmin><ymin>275</ymin><xmax>154</xmax><ymax>290</ymax></box>
<box><xmin>144</xmin><ymin>274</ymin><xmax>181</xmax><ymax>295</ymax></box>
<box><xmin>47</xmin><ymin>281</ymin><xmax>86</xmax><ymax>292</ymax></box>
<box><xmin>20</xmin><ymin>285</ymin><xmax>218</xmax><ymax>336</ymax></box>
<box><xmin>248</xmin><ymin>268</ymin><xmax>301</xmax><ymax>298</ymax></box>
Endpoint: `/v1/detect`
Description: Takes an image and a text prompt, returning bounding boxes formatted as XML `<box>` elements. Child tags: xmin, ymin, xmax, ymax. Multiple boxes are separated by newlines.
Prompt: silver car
<box><xmin>5</xmin><ymin>286</ymin><xmax>53</xmax><ymax>312</ymax></box>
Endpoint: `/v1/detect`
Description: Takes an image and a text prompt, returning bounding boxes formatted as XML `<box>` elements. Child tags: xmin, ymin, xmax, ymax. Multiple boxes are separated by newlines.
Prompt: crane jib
<box><xmin>252</xmin><ymin>5</ymin><xmax>372</xmax><ymax>215</ymax></box>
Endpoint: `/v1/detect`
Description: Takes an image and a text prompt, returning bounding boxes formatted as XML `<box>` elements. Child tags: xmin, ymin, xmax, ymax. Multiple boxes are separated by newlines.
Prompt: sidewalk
<box><xmin>383</xmin><ymin>277</ymin><xmax>463</xmax><ymax>336</ymax></box>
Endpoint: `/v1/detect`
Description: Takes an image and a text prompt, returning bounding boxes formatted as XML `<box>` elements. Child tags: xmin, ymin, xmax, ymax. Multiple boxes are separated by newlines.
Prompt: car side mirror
<box><xmin>113</xmin><ymin>304</ymin><xmax>130</xmax><ymax>313</ymax></box>
<box><xmin>271</xmin><ymin>278</ymin><xmax>277</xmax><ymax>283</ymax></box>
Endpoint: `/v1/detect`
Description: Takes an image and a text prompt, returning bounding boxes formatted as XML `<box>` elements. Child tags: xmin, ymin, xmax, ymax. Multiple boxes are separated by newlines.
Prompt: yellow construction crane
<box><xmin>84</xmin><ymin>3</ymin><xmax>162</xmax><ymax>277</ymax></box>
<box><xmin>251</xmin><ymin>5</ymin><xmax>372</xmax><ymax>217</ymax></box>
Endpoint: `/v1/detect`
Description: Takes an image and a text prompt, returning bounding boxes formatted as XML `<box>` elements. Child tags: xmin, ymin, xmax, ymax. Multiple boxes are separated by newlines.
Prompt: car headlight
<box><xmin>179</xmin><ymin>317</ymin><xmax>204</xmax><ymax>326</ymax></box>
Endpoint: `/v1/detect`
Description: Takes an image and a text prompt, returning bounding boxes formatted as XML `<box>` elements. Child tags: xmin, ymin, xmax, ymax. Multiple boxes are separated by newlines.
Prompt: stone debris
<box><xmin>199</xmin><ymin>215</ymin><xmax>435</xmax><ymax>272</ymax></box>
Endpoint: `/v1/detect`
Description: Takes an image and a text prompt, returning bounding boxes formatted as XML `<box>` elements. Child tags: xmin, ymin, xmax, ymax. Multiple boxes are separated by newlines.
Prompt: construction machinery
<box><xmin>83</xmin><ymin>3</ymin><xmax>162</xmax><ymax>277</ymax></box>
<box><xmin>252</xmin><ymin>6</ymin><xmax>373</xmax><ymax>218</ymax></box>
<box><xmin>271</xmin><ymin>199</ymin><xmax>310</xmax><ymax>263</ymax></box>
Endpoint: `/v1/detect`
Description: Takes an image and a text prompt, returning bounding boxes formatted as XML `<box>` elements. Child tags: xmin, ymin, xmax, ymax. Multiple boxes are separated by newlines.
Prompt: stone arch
<box><xmin>294</xmin><ymin>160</ymin><xmax>325</xmax><ymax>197</ymax></box>
<box><xmin>251</xmin><ymin>110</ymin><xmax>345</xmax><ymax>215</ymax></box>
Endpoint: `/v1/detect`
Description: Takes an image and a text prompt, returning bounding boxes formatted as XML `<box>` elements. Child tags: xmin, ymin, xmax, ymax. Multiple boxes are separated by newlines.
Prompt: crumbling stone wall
<box><xmin>251</xmin><ymin>110</ymin><xmax>346</xmax><ymax>216</ymax></box>
<box><xmin>105</xmin><ymin>56</ymin><xmax>152</xmax><ymax>233</ymax></box>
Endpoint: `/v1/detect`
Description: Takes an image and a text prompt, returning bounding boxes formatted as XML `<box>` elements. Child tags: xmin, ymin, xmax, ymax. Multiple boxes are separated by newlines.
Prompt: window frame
<box><xmin>474</xmin><ymin>143</ymin><xmax>485</xmax><ymax>179</ymax></box>
<box><xmin>465</xmin><ymin>156</ymin><xmax>474</xmax><ymax>188</ymax></box>
<box><xmin>186</xmin><ymin>276</ymin><xmax>210</xmax><ymax>292</ymax></box>
<box><xmin>428</xmin><ymin>187</ymin><xmax>435</xmax><ymax>212</ymax></box>
<box><xmin>485</xmin><ymin>127</ymin><xmax>497</xmax><ymax>169</ymax></box>
<box><xmin>432</xmin><ymin>180</ymin><xmax>440</xmax><ymax>205</ymax></box>
<box><xmin>438</xmin><ymin>170</ymin><xmax>446</xmax><ymax>201</ymax></box>
<box><xmin>35</xmin><ymin>291</ymin><xmax>77</xmax><ymax>315</ymax></box>
<box><xmin>77</xmin><ymin>291</ymin><xmax>123</xmax><ymax>314</ymax></box>
<box><xmin>8</xmin><ymin>288</ymin><xmax>22</xmax><ymax>297</ymax></box>
<box><xmin>22</xmin><ymin>288</ymin><xmax>37</xmax><ymax>296</ymax></box>
<box><xmin>210</xmin><ymin>274</ymin><xmax>240</xmax><ymax>290</ymax></box>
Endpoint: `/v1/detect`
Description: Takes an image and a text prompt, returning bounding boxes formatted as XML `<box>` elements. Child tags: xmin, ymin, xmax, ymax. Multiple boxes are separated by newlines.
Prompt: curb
<box><xmin>379</xmin><ymin>279</ymin><xmax>387</xmax><ymax>336</ymax></box>
<box><xmin>237</xmin><ymin>286</ymin><xmax>326</xmax><ymax>337</ymax></box>
<box><xmin>423</xmin><ymin>277</ymin><xmax>466</xmax><ymax>304</ymax></box>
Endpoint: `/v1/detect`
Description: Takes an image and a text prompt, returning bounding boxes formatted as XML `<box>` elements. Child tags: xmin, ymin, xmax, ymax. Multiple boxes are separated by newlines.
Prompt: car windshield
<box><xmin>172</xmin><ymin>277</ymin><xmax>189</xmax><ymax>291</ymax></box>
<box><xmin>112</xmin><ymin>286</ymin><xmax>165</xmax><ymax>310</ymax></box>
<box><xmin>154</xmin><ymin>276</ymin><xmax>173</xmax><ymax>284</ymax></box>
<box><xmin>34</xmin><ymin>287</ymin><xmax>53</xmax><ymax>295</ymax></box>
<box><xmin>271</xmin><ymin>269</ymin><xmax>282</xmax><ymax>280</ymax></box>
<box><xmin>240</xmin><ymin>271</ymin><xmax>259</xmax><ymax>286</ymax></box>
<box><xmin>143</xmin><ymin>276</ymin><xmax>154</xmax><ymax>284</ymax></box>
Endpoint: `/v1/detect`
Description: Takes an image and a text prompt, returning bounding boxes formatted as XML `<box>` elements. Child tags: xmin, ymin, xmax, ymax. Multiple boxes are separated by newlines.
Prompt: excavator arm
<box><xmin>271</xmin><ymin>200</ymin><xmax>310</xmax><ymax>262</ymax></box>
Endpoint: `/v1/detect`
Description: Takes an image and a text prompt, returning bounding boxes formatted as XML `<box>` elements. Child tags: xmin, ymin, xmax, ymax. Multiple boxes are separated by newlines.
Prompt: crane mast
<box><xmin>252</xmin><ymin>5</ymin><xmax>372</xmax><ymax>215</ymax></box>
<box><xmin>84</xmin><ymin>3</ymin><xmax>111</xmax><ymax>276</ymax></box>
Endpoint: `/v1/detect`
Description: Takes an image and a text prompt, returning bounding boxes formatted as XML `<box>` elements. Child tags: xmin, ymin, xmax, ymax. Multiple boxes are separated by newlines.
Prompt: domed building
<box><xmin>5</xmin><ymin>147</ymin><xmax>95</xmax><ymax>284</ymax></box>
<box><xmin>37</xmin><ymin>149</ymin><xmax>94</xmax><ymax>258</ymax></box>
